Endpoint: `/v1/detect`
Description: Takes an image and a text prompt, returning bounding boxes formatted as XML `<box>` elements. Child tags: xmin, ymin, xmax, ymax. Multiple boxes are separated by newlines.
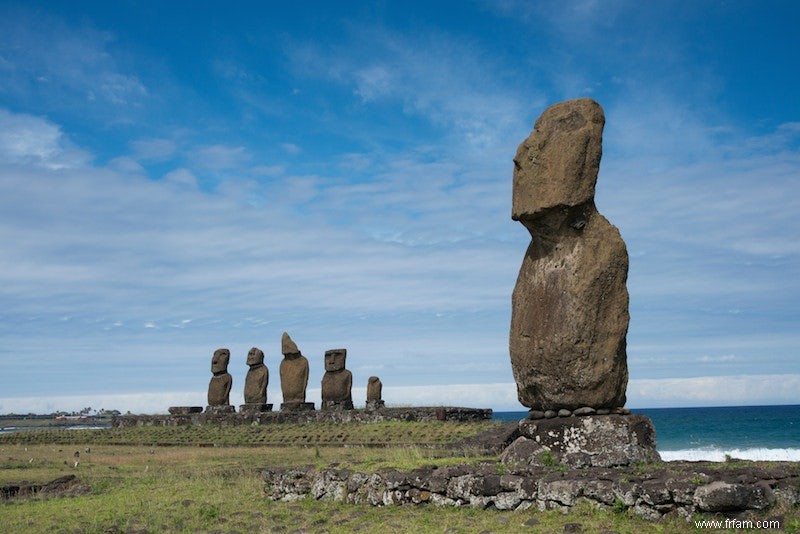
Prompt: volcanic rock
<box><xmin>509</xmin><ymin>98</ymin><xmax>629</xmax><ymax>411</ymax></box>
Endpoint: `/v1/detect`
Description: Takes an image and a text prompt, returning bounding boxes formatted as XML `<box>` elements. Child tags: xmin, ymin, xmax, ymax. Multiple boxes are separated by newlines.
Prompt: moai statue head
<box><xmin>282</xmin><ymin>332</ymin><xmax>301</xmax><ymax>358</ymax></box>
<box><xmin>247</xmin><ymin>347</ymin><xmax>265</xmax><ymax>367</ymax></box>
<box><xmin>324</xmin><ymin>349</ymin><xmax>347</xmax><ymax>372</ymax></box>
<box><xmin>211</xmin><ymin>348</ymin><xmax>230</xmax><ymax>375</ymax></box>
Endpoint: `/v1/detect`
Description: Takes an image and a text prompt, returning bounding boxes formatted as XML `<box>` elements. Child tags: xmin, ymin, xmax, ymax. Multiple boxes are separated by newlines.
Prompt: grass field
<box><xmin>1</xmin><ymin>423</ymin><xmax>797</xmax><ymax>533</ymax></box>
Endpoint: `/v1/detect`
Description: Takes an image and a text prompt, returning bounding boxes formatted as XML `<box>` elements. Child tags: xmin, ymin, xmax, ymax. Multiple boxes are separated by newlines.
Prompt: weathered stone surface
<box><xmin>204</xmin><ymin>404</ymin><xmax>235</xmax><ymax>414</ymax></box>
<box><xmin>366</xmin><ymin>376</ymin><xmax>385</xmax><ymax>410</ymax></box>
<box><xmin>207</xmin><ymin>348</ymin><xmax>232</xmax><ymax>407</ymax></box>
<box><xmin>509</xmin><ymin>98</ymin><xmax>629</xmax><ymax>411</ymax></box>
<box><xmin>321</xmin><ymin>348</ymin><xmax>354</xmax><ymax>410</ymax></box>
<box><xmin>279</xmin><ymin>401</ymin><xmax>315</xmax><ymax>411</ymax></box>
<box><xmin>239</xmin><ymin>403</ymin><xmax>272</xmax><ymax>413</ymax></box>
<box><xmin>279</xmin><ymin>332</ymin><xmax>309</xmax><ymax>405</ymax></box>
<box><xmin>244</xmin><ymin>347</ymin><xmax>269</xmax><ymax>404</ymax></box>
<box><xmin>366</xmin><ymin>376</ymin><xmax>382</xmax><ymax>401</ymax></box>
<box><xmin>263</xmin><ymin>462</ymin><xmax>799</xmax><ymax>519</ymax></box>
<box><xmin>504</xmin><ymin>414</ymin><xmax>660</xmax><ymax>468</ymax></box>
<box><xmin>168</xmin><ymin>406</ymin><xmax>202</xmax><ymax>415</ymax></box>
<box><xmin>693</xmin><ymin>481</ymin><xmax>775</xmax><ymax>512</ymax></box>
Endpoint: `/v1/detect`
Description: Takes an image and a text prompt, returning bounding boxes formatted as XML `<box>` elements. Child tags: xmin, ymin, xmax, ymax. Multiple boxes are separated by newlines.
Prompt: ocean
<box><xmin>494</xmin><ymin>404</ymin><xmax>800</xmax><ymax>462</ymax></box>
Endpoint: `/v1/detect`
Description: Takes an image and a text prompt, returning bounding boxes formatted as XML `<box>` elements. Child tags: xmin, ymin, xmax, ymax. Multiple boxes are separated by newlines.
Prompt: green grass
<box><xmin>0</xmin><ymin>442</ymin><xmax>730</xmax><ymax>533</ymax></box>
<box><xmin>2</xmin><ymin>425</ymin><xmax>798</xmax><ymax>533</ymax></box>
<box><xmin>0</xmin><ymin>420</ymin><xmax>498</xmax><ymax>448</ymax></box>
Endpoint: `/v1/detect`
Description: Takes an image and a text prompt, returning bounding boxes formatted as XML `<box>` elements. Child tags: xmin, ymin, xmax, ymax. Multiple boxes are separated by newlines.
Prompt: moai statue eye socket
<box><xmin>324</xmin><ymin>349</ymin><xmax>346</xmax><ymax>372</ymax></box>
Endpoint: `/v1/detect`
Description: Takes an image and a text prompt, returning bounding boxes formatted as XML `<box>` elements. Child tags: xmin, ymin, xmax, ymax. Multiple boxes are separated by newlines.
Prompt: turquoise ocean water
<box><xmin>494</xmin><ymin>404</ymin><xmax>800</xmax><ymax>461</ymax></box>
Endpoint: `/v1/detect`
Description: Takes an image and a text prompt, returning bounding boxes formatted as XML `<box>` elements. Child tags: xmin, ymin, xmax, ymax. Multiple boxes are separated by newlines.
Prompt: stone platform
<box><xmin>501</xmin><ymin>414</ymin><xmax>660</xmax><ymax>468</ymax></box>
<box><xmin>263</xmin><ymin>461</ymin><xmax>799</xmax><ymax>520</ymax></box>
<box><xmin>112</xmin><ymin>406</ymin><xmax>492</xmax><ymax>428</ymax></box>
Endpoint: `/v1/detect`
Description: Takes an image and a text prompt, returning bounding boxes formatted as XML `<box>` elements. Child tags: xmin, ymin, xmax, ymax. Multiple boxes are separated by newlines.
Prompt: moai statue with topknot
<box><xmin>240</xmin><ymin>347</ymin><xmax>272</xmax><ymax>413</ymax></box>
<box><xmin>207</xmin><ymin>348</ymin><xmax>234</xmax><ymax>413</ymax></box>
<box><xmin>279</xmin><ymin>332</ymin><xmax>314</xmax><ymax>411</ymax></box>
<box><xmin>321</xmin><ymin>348</ymin><xmax>353</xmax><ymax>410</ymax></box>
<box><xmin>365</xmin><ymin>376</ymin><xmax>384</xmax><ymax>410</ymax></box>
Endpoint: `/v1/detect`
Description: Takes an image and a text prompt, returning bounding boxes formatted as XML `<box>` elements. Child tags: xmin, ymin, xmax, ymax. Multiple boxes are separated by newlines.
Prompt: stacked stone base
<box><xmin>239</xmin><ymin>403</ymin><xmax>273</xmax><ymax>413</ymax></box>
<box><xmin>501</xmin><ymin>414</ymin><xmax>660</xmax><ymax>468</ymax></box>
<box><xmin>263</xmin><ymin>462</ymin><xmax>799</xmax><ymax>520</ymax></box>
<box><xmin>321</xmin><ymin>400</ymin><xmax>354</xmax><ymax>411</ymax></box>
<box><xmin>279</xmin><ymin>402</ymin><xmax>315</xmax><ymax>412</ymax></box>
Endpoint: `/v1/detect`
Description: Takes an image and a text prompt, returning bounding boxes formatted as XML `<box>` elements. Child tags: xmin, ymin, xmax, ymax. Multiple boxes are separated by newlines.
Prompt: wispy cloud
<box><xmin>0</xmin><ymin>108</ymin><xmax>90</xmax><ymax>169</ymax></box>
<box><xmin>0</xmin><ymin>10</ymin><xmax>148</xmax><ymax>118</ymax></box>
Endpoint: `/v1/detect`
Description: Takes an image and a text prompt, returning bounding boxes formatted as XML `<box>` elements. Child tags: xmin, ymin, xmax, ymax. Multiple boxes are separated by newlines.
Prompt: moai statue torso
<box><xmin>243</xmin><ymin>347</ymin><xmax>269</xmax><ymax>404</ymax></box>
<box><xmin>366</xmin><ymin>375</ymin><xmax>384</xmax><ymax>410</ymax></box>
<box><xmin>207</xmin><ymin>348</ymin><xmax>233</xmax><ymax>407</ymax></box>
<box><xmin>279</xmin><ymin>332</ymin><xmax>312</xmax><ymax>410</ymax></box>
<box><xmin>321</xmin><ymin>348</ymin><xmax>353</xmax><ymax>410</ymax></box>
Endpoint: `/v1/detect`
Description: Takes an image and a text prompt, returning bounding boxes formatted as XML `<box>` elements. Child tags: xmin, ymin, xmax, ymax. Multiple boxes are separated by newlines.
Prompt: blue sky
<box><xmin>1</xmin><ymin>0</ymin><xmax>798</xmax><ymax>413</ymax></box>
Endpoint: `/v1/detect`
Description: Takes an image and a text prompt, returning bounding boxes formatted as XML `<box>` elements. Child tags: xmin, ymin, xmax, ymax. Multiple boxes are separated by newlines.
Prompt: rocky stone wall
<box><xmin>112</xmin><ymin>406</ymin><xmax>491</xmax><ymax>428</ymax></box>
<box><xmin>263</xmin><ymin>462</ymin><xmax>799</xmax><ymax>521</ymax></box>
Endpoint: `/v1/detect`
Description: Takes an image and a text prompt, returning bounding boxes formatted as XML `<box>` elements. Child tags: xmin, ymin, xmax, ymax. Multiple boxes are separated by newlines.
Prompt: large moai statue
<box><xmin>207</xmin><ymin>348</ymin><xmax>234</xmax><ymax>413</ymax></box>
<box><xmin>509</xmin><ymin>98</ymin><xmax>629</xmax><ymax>412</ymax></box>
<box><xmin>502</xmin><ymin>99</ymin><xmax>659</xmax><ymax>469</ymax></box>
<box><xmin>365</xmin><ymin>376</ymin><xmax>384</xmax><ymax>410</ymax></box>
<box><xmin>279</xmin><ymin>332</ymin><xmax>314</xmax><ymax>411</ymax></box>
<box><xmin>321</xmin><ymin>349</ymin><xmax>353</xmax><ymax>410</ymax></box>
<box><xmin>240</xmin><ymin>347</ymin><xmax>272</xmax><ymax>413</ymax></box>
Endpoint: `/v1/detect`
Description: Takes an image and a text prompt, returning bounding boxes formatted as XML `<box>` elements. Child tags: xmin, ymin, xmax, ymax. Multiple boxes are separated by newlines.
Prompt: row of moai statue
<box><xmin>206</xmin><ymin>332</ymin><xmax>385</xmax><ymax>413</ymax></box>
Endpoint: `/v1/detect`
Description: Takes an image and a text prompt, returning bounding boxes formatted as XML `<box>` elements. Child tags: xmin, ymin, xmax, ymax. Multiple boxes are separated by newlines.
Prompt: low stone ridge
<box><xmin>263</xmin><ymin>462</ymin><xmax>800</xmax><ymax>520</ymax></box>
<box><xmin>113</xmin><ymin>407</ymin><xmax>492</xmax><ymax>428</ymax></box>
<box><xmin>2</xmin><ymin>475</ymin><xmax>90</xmax><ymax>500</ymax></box>
<box><xmin>454</xmin><ymin>422</ymin><xmax>521</xmax><ymax>454</ymax></box>
<box><xmin>510</xmin><ymin>98</ymin><xmax>629</xmax><ymax>411</ymax></box>
<box><xmin>501</xmin><ymin>414</ymin><xmax>660</xmax><ymax>468</ymax></box>
<box><xmin>168</xmin><ymin>406</ymin><xmax>202</xmax><ymax>415</ymax></box>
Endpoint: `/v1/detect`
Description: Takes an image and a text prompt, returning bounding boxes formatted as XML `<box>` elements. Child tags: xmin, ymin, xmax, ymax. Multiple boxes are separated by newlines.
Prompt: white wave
<box><xmin>659</xmin><ymin>448</ymin><xmax>800</xmax><ymax>462</ymax></box>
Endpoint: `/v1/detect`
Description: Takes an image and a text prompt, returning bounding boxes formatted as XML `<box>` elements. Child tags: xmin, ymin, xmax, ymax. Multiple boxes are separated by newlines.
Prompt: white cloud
<box><xmin>0</xmin><ymin>108</ymin><xmax>90</xmax><ymax>169</ymax></box>
<box><xmin>0</xmin><ymin>13</ymin><xmax>148</xmax><ymax>115</ymax></box>
<box><xmin>163</xmin><ymin>168</ymin><xmax>198</xmax><ymax>189</ymax></box>
<box><xmin>627</xmin><ymin>375</ymin><xmax>800</xmax><ymax>408</ymax></box>
<box><xmin>288</xmin><ymin>26</ymin><xmax>535</xmax><ymax>152</ymax></box>
<box><xmin>191</xmin><ymin>144</ymin><xmax>250</xmax><ymax>170</ymax></box>
<box><xmin>280</xmin><ymin>143</ymin><xmax>301</xmax><ymax>155</ymax></box>
<box><xmin>3</xmin><ymin>375</ymin><xmax>798</xmax><ymax>415</ymax></box>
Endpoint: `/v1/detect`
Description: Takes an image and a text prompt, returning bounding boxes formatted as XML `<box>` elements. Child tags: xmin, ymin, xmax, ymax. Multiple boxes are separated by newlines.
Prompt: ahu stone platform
<box><xmin>112</xmin><ymin>406</ymin><xmax>492</xmax><ymax>428</ymax></box>
<box><xmin>264</xmin><ymin>461</ymin><xmax>799</xmax><ymax>521</ymax></box>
